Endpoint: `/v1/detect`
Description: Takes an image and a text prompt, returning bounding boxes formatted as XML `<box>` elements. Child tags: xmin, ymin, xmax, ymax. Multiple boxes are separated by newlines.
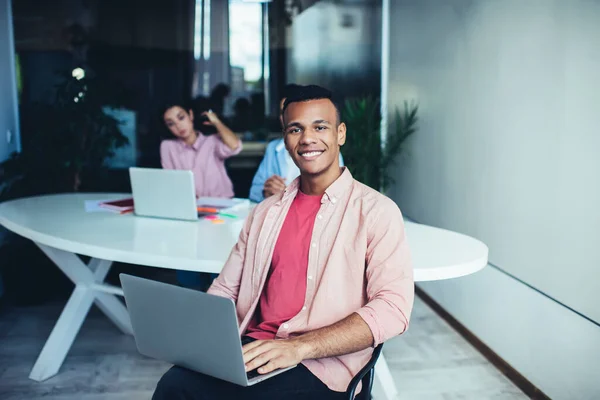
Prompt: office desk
<box><xmin>0</xmin><ymin>193</ymin><xmax>488</xmax><ymax>397</ymax></box>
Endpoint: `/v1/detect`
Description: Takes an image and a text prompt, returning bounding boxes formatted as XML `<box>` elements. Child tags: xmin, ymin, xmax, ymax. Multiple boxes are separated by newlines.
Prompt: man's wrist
<box><xmin>290</xmin><ymin>335</ymin><xmax>315</xmax><ymax>360</ymax></box>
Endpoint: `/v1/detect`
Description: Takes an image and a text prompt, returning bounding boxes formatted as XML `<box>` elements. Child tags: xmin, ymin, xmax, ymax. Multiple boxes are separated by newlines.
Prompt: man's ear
<box><xmin>337</xmin><ymin>122</ymin><xmax>347</xmax><ymax>146</ymax></box>
<box><xmin>188</xmin><ymin>109</ymin><xmax>194</xmax><ymax>121</ymax></box>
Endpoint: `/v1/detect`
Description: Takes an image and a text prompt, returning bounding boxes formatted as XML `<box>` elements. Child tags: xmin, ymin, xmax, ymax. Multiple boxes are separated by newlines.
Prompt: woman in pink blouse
<box><xmin>160</xmin><ymin>104</ymin><xmax>242</xmax><ymax>198</ymax></box>
<box><xmin>160</xmin><ymin>103</ymin><xmax>242</xmax><ymax>289</ymax></box>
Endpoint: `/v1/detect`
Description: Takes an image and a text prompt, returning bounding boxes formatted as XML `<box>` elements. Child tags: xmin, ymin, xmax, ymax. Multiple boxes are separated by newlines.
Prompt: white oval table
<box><xmin>0</xmin><ymin>193</ymin><xmax>488</xmax><ymax>397</ymax></box>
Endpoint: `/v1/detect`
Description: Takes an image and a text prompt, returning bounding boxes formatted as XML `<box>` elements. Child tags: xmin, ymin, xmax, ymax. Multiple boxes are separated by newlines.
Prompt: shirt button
<box><xmin>331</xmin><ymin>197</ymin><xmax>337</xmax><ymax>204</ymax></box>
<box><xmin>302</xmin><ymin>306</ymin><xmax>307</xmax><ymax>311</ymax></box>
<box><xmin>308</xmin><ymin>275</ymin><xmax>313</xmax><ymax>280</ymax></box>
<box><xmin>317</xmin><ymin>214</ymin><xmax>323</xmax><ymax>220</ymax></box>
<box><xmin>282</xmin><ymin>323</ymin><xmax>289</xmax><ymax>329</ymax></box>
<box><xmin>311</xmin><ymin>242</ymin><xmax>317</xmax><ymax>248</ymax></box>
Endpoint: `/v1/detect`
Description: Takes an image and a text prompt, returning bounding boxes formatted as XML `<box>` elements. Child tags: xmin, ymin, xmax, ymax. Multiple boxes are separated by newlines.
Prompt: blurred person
<box><xmin>160</xmin><ymin>102</ymin><xmax>242</xmax><ymax>290</ymax></box>
<box><xmin>231</xmin><ymin>97</ymin><xmax>252</xmax><ymax>133</ymax></box>
<box><xmin>160</xmin><ymin>103</ymin><xmax>241</xmax><ymax>198</ymax></box>
<box><xmin>209</xmin><ymin>83</ymin><xmax>231</xmax><ymax>118</ymax></box>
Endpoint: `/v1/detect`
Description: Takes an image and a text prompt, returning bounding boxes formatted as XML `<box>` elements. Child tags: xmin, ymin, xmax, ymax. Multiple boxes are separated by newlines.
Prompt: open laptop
<box><xmin>119</xmin><ymin>274</ymin><xmax>296</xmax><ymax>386</ymax></box>
<box><xmin>129</xmin><ymin>167</ymin><xmax>198</xmax><ymax>221</ymax></box>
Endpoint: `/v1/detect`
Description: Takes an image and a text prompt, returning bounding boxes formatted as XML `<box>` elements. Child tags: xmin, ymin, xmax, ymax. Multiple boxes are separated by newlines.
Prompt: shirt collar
<box><xmin>178</xmin><ymin>132</ymin><xmax>205</xmax><ymax>151</ymax></box>
<box><xmin>275</xmin><ymin>139</ymin><xmax>286</xmax><ymax>152</ymax></box>
<box><xmin>278</xmin><ymin>167</ymin><xmax>353</xmax><ymax>205</ymax></box>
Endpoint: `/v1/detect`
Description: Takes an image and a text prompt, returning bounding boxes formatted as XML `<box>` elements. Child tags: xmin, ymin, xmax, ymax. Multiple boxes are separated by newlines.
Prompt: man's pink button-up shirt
<box><xmin>208</xmin><ymin>168</ymin><xmax>414</xmax><ymax>392</ymax></box>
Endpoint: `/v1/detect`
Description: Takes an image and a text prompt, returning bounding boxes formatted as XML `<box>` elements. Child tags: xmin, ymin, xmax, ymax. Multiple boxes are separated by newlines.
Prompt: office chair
<box><xmin>345</xmin><ymin>343</ymin><xmax>384</xmax><ymax>400</ymax></box>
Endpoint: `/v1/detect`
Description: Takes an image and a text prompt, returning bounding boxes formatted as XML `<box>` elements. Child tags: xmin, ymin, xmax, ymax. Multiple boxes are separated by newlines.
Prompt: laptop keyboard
<box><xmin>242</xmin><ymin>336</ymin><xmax>262</xmax><ymax>381</ymax></box>
<box><xmin>246</xmin><ymin>369</ymin><xmax>261</xmax><ymax>380</ymax></box>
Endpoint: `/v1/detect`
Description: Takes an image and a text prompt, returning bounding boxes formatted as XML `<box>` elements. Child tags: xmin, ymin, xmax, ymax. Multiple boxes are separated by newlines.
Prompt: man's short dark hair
<box><xmin>282</xmin><ymin>83</ymin><xmax>303</xmax><ymax>100</ymax></box>
<box><xmin>282</xmin><ymin>84</ymin><xmax>341</xmax><ymax>125</ymax></box>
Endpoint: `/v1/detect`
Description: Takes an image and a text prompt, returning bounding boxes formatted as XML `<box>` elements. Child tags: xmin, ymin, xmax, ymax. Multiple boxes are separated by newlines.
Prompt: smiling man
<box><xmin>152</xmin><ymin>85</ymin><xmax>414</xmax><ymax>399</ymax></box>
<box><xmin>248</xmin><ymin>83</ymin><xmax>345</xmax><ymax>203</ymax></box>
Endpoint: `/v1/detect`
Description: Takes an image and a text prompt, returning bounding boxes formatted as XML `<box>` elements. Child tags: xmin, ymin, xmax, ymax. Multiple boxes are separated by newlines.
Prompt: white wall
<box><xmin>387</xmin><ymin>1</ymin><xmax>600</xmax><ymax>399</ymax></box>
<box><xmin>419</xmin><ymin>265</ymin><xmax>600</xmax><ymax>399</ymax></box>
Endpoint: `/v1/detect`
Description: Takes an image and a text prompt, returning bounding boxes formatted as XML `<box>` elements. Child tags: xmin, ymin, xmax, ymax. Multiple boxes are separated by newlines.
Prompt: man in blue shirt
<box><xmin>249</xmin><ymin>84</ymin><xmax>344</xmax><ymax>203</ymax></box>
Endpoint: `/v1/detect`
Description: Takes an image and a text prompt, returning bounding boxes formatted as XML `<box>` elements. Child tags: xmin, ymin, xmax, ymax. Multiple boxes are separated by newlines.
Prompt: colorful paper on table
<box><xmin>99</xmin><ymin>198</ymin><xmax>134</xmax><ymax>213</ymax></box>
<box><xmin>197</xmin><ymin>207</ymin><xmax>220</xmax><ymax>213</ymax></box>
<box><xmin>84</xmin><ymin>200</ymin><xmax>114</xmax><ymax>213</ymax></box>
<box><xmin>218</xmin><ymin>212</ymin><xmax>238</xmax><ymax>219</ymax></box>
<box><xmin>196</xmin><ymin>197</ymin><xmax>247</xmax><ymax>210</ymax></box>
<box><xmin>85</xmin><ymin>200</ymin><xmax>133</xmax><ymax>214</ymax></box>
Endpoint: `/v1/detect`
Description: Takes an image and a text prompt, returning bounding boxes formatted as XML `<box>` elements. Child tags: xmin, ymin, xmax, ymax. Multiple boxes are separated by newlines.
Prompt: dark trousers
<box><xmin>152</xmin><ymin>338</ymin><xmax>346</xmax><ymax>400</ymax></box>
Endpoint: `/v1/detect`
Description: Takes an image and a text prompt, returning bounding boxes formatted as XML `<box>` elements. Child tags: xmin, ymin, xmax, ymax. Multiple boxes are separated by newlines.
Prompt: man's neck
<box><xmin>183</xmin><ymin>131</ymin><xmax>198</xmax><ymax>146</ymax></box>
<box><xmin>299</xmin><ymin>167</ymin><xmax>343</xmax><ymax>196</ymax></box>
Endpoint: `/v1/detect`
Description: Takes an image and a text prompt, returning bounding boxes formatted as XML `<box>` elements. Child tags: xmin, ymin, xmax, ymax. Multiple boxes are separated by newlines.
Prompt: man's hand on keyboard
<box><xmin>242</xmin><ymin>339</ymin><xmax>308</xmax><ymax>375</ymax></box>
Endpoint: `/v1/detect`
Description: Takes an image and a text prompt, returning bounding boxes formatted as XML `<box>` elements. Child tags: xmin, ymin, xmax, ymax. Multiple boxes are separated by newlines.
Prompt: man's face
<box><xmin>283</xmin><ymin>99</ymin><xmax>346</xmax><ymax>176</ymax></box>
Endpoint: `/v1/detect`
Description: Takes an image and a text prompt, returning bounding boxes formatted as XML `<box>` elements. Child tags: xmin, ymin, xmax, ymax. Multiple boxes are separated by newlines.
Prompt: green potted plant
<box><xmin>0</xmin><ymin>71</ymin><xmax>129</xmax><ymax>200</ymax></box>
<box><xmin>341</xmin><ymin>96</ymin><xmax>418</xmax><ymax>192</ymax></box>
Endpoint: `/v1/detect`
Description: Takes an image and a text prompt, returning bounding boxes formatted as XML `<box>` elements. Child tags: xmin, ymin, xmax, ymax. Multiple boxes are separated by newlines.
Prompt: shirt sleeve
<box><xmin>207</xmin><ymin>207</ymin><xmax>255</xmax><ymax>302</ymax></box>
<box><xmin>355</xmin><ymin>197</ymin><xmax>414</xmax><ymax>347</ymax></box>
<box><xmin>160</xmin><ymin>140</ymin><xmax>175</xmax><ymax>169</ymax></box>
<box><xmin>249</xmin><ymin>141</ymin><xmax>277</xmax><ymax>203</ymax></box>
<box><xmin>214</xmin><ymin>135</ymin><xmax>243</xmax><ymax>160</ymax></box>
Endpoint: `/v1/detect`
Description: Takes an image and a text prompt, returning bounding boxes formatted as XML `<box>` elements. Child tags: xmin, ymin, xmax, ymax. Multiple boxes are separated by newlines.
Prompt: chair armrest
<box><xmin>345</xmin><ymin>343</ymin><xmax>384</xmax><ymax>399</ymax></box>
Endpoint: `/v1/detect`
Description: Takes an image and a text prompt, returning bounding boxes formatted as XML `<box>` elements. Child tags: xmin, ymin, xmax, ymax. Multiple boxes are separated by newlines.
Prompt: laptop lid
<box><xmin>129</xmin><ymin>167</ymin><xmax>197</xmax><ymax>221</ymax></box>
<box><xmin>120</xmin><ymin>274</ymin><xmax>251</xmax><ymax>386</ymax></box>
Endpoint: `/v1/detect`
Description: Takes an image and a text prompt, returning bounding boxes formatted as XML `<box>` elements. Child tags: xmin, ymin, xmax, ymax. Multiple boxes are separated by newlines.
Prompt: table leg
<box><xmin>29</xmin><ymin>244</ymin><xmax>133</xmax><ymax>382</ymax></box>
<box><xmin>94</xmin><ymin>292</ymin><xmax>133</xmax><ymax>335</ymax></box>
<box><xmin>28</xmin><ymin>285</ymin><xmax>95</xmax><ymax>381</ymax></box>
<box><xmin>372</xmin><ymin>354</ymin><xmax>399</xmax><ymax>400</ymax></box>
<box><xmin>87</xmin><ymin>257</ymin><xmax>132</xmax><ymax>334</ymax></box>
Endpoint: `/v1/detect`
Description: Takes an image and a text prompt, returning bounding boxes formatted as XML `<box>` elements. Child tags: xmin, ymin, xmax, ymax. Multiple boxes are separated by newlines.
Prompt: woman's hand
<box><xmin>202</xmin><ymin>110</ymin><xmax>240</xmax><ymax>151</ymax></box>
<box><xmin>201</xmin><ymin>110</ymin><xmax>222</xmax><ymax>127</ymax></box>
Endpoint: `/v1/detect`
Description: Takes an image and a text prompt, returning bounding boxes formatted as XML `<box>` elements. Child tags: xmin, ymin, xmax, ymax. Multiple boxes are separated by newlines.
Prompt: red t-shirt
<box><xmin>246</xmin><ymin>190</ymin><xmax>322</xmax><ymax>340</ymax></box>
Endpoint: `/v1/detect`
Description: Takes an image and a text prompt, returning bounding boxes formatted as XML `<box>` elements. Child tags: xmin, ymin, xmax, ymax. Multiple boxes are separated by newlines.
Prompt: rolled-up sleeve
<box><xmin>214</xmin><ymin>136</ymin><xmax>243</xmax><ymax>160</ymax></box>
<box><xmin>355</xmin><ymin>198</ymin><xmax>414</xmax><ymax>347</ymax></box>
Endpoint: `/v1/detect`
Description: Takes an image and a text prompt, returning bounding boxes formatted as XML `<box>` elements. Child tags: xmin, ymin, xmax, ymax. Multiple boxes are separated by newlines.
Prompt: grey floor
<box><xmin>0</xmin><ymin>295</ymin><xmax>527</xmax><ymax>400</ymax></box>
